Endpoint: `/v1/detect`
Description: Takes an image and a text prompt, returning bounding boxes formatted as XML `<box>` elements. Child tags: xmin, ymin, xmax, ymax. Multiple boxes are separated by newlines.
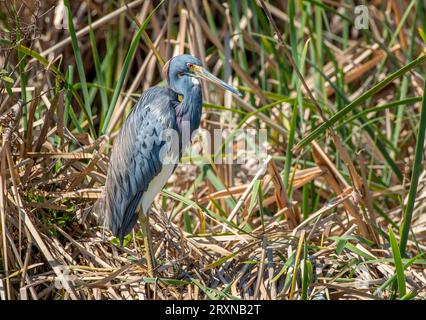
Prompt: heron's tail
<box><xmin>93</xmin><ymin>193</ymin><xmax>124</xmax><ymax>245</ymax></box>
<box><xmin>93</xmin><ymin>191</ymin><xmax>132</xmax><ymax>246</ymax></box>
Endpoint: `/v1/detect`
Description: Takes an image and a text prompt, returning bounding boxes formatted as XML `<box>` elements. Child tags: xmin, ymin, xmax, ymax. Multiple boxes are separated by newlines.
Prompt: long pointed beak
<box><xmin>193</xmin><ymin>66</ymin><xmax>242</xmax><ymax>97</ymax></box>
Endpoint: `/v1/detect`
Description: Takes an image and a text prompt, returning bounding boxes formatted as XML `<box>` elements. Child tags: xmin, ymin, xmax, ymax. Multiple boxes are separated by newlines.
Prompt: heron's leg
<box><xmin>138</xmin><ymin>213</ymin><xmax>155</xmax><ymax>277</ymax></box>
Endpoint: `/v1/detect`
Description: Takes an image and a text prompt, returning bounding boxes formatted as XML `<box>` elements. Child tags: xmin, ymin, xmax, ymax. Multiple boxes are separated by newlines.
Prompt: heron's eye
<box><xmin>187</xmin><ymin>63</ymin><xmax>194</xmax><ymax>70</ymax></box>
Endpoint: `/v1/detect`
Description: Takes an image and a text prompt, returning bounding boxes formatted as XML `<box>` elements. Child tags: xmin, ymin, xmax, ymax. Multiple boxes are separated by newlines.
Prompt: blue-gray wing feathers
<box><xmin>95</xmin><ymin>87</ymin><xmax>178</xmax><ymax>242</ymax></box>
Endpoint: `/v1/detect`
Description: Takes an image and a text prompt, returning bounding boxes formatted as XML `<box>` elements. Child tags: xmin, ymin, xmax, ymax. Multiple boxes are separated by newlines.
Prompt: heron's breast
<box><xmin>140</xmin><ymin>163</ymin><xmax>175</xmax><ymax>214</ymax></box>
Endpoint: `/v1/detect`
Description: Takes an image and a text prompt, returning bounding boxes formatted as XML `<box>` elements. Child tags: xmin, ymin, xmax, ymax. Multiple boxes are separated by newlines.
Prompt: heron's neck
<box><xmin>176</xmin><ymin>85</ymin><xmax>202</xmax><ymax>136</ymax></box>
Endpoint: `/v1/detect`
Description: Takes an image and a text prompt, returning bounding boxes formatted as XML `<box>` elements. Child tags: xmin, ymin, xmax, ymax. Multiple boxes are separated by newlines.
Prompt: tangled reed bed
<box><xmin>0</xmin><ymin>0</ymin><xmax>426</xmax><ymax>300</ymax></box>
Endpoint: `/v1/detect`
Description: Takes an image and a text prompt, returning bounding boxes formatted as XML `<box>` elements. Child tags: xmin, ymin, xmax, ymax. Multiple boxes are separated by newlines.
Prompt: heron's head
<box><xmin>162</xmin><ymin>54</ymin><xmax>241</xmax><ymax>97</ymax></box>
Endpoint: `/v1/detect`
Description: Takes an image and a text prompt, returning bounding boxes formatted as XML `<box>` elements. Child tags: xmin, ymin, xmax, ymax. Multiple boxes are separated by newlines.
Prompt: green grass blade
<box><xmin>399</xmin><ymin>70</ymin><xmax>426</xmax><ymax>256</ymax></box>
<box><xmin>88</xmin><ymin>13</ymin><xmax>109</xmax><ymax>130</ymax></box>
<box><xmin>284</xmin><ymin>39</ymin><xmax>310</xmax><ymax>189</ymax></box>
<box><xmin>389</xmin><ymin>227</ymin><xmax>406</xmax><ymax>297</ymax></box>
<box><xmin>64</xmin><ymin>0</ymin><xmax>95</xmax><ymax>137</ymax></box>
<box><xmin>339</xmin><ymin>97</ymin><xmax>421</xmax><ymax>127</ymax></box>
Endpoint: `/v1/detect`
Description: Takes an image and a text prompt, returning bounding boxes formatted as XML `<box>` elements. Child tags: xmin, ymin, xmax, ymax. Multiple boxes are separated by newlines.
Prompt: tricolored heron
<box><xmin>95</xmin><ymin>54</ymin><xmax>241</xmax><ymax>276</ymax></box>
